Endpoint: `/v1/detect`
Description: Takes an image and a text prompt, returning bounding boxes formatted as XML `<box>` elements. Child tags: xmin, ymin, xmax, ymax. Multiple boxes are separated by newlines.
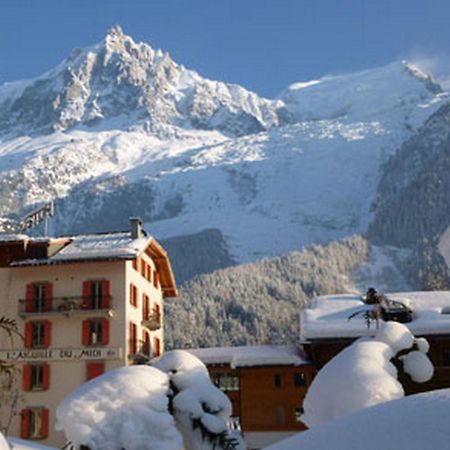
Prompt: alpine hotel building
<box><xmin>0</xmin><ymin>218</ymin><xmax>177</xmax><ymax>447</ymax></box>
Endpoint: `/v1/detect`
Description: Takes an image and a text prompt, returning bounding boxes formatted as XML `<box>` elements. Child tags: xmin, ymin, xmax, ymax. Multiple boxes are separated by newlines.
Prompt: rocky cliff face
<box><xmin>0</xmin><ymin>25</ymin><xmax>279</xmax><ymax>137</ymax></box>
<box><xmin>0</xmin><ymin>27</ymin><xmax>448</xmax><ymax>283</ymax></box>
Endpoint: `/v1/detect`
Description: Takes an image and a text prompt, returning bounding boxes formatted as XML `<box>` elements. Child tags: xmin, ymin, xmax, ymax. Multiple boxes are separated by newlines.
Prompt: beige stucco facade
<box><xmin>0</xmin><ymin>237</ymin><xmax>171</xmax><ymax>448</ymax></box>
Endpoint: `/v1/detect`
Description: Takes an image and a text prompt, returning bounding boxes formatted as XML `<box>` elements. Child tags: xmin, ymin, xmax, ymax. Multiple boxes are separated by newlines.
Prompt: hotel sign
<box><xmin>0</xmin><ymin>347</ymin><xmax>122</xmax><ymax>362</ymax></box>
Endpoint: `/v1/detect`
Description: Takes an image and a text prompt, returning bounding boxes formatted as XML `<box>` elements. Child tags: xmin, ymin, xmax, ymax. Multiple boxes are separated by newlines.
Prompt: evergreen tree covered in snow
<box><xmin>56</xmin><ymin>351</ymin><xmax>244</xmax><ymax>450</ymax></box>
<box><xmin>165</xmin><ymin>236</ymin><xmax>370</xmax><ymax>348</ymax></box>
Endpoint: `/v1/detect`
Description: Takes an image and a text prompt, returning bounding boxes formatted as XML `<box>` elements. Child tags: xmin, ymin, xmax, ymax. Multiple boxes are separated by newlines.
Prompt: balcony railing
<box><xmin>141</xmin><ymin>311</ymin><xmax>161</xmax><ymax>331</ymax></box>
<box><xmin>18</xmin><ymin>296</ymin><xmax>113</xmax><ymax>317</ymax></box>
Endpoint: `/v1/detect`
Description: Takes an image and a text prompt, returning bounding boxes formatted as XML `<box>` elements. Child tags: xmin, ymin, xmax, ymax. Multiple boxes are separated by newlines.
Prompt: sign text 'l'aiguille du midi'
<box><xmin>0</xmin><ymin>347</ymin><xmax>122</xmax><ymax>362</ymax></box>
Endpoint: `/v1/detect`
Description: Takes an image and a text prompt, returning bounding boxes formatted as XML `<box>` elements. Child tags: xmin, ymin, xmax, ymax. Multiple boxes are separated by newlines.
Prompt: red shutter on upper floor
<box><xmin>101</xmin><ymin>319</ymin><xmax>110</xmax><ymax>345</ymax></box>
<box><xmin>82</xmin><ymin>281</ymin><xmax>92</xmax><ymax>309</ymax></box>
<box><xmin>44</xmin><ymin>283</ymin><xmax>53</xmax><ymax>312</ymax></box>
<box><xmin>20</xmin><ymin>409</ymin><xmax>31</xmax><ymax>438</ymax></box>
<box><xmin>82</xmin><ymin>320</ymin><xmax>90</xmax><ymax>346</ymax></box>
<box><xmin>24</xmin><ymin>323</ymin><xmax>33</xmax><ymax>349</ymax></box>
<box><xmin>25</xmin><ymin>284</ymin><xmax>34</xmax><ymax>313</ymax></box>
<box><xmin>43</xmin><ymin>321</ymin><xmax>51</xmax><ymax>348</ymax></box>
<box><xmin>86</xmin><ymin>362</ymin><xmax>104</xmax><ymax>381</ymax></box>
<box><xmin>102</xmin><ymin>280</ymin><xmax>111</xmax><ymax>309</ymax></box>
<box><xmin>153</xmin><ymin>337</ymin><xmax>161</xmax><ymax>357</ymax></box>
<box><xmin>40</xmin><ymin>408</ymin><xmax>49</xmax><ymax>439</ymax></box>
<box><xmin>42</xmin><ymin>364</ymin><xmax>50</xmax><ymax>390</ymax></box>
<box><xmin>22</xmin><ymin>365</ymin><xmax>31</xmax><ymax>391</ymax></box>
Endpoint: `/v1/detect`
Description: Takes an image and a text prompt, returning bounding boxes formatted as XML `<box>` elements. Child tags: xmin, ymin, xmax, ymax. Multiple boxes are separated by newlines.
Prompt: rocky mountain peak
<box><xmin>0</xmin><ymin>26</ymin><xmax>277</xmax><ymax>138</ymax></box>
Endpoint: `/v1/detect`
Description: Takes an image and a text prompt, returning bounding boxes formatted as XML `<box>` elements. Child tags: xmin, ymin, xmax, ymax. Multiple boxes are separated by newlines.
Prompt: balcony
<box><xmin>141</xmin><ymin>311</ymin><xmax>161</xmax><ymax>331</ymax></box>
<box><xmin>18</xmin><ymin>296</ymin><xmax>113</xmax><ymax>318</ymax></box>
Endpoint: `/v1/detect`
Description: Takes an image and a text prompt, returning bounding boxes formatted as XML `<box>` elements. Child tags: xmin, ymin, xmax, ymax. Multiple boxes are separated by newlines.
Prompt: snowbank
<box><xmin>152</xmin><ymin>350</ymin><xmax>243</xmax><ymax>450</ymax></box>
<box><xmin>56</xmin><ymin>351</ymin><xmax>243</xmax><ymax>450</ymax></box>
<box><xmin>7</xmin><ymin>437</ymin><xmax>57</xmax><ymax>449</ymax></box>
<box><xmin>56</xmin><ymin>365</ymin><xmax>183</xmax><ymax>450</ymax></box>
<box><xmin>266</xmin><ymin>388</ymin><xmax>450</xmax><ymax>450</ymax></box>
<box><xmin>302</xmin><ymin>322</ymin><xmax>433</xmax><ymax>427</ymax></box>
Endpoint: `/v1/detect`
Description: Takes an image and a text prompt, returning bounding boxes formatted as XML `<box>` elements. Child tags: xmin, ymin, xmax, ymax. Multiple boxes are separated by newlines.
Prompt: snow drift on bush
<box><xmin>267</xmin><ymin>388</ymin><xmax>450</xmax><ymax>450</ymax></box>
<box><xmin>302</xmin><ymin>321</ymin><xmax>433</xmax><ymax>427</ymax></box>
<box><xmin>56</xmin><ymin>350</ymin><xmax>243</xmax><ymax>450</ymax></box>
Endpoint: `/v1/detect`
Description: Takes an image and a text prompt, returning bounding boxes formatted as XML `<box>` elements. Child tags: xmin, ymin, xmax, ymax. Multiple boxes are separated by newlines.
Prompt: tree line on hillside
<box><xmin>164</xmin><ymin>235</ymin><xmax>369</xmax><ymax>349</ymax></box>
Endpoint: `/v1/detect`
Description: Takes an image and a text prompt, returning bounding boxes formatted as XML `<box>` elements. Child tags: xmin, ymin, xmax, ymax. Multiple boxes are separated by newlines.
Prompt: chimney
<box><xmin>130</xmin><ymin>217</ymin><xmax>142</xmax><ymax>239</ymax></box>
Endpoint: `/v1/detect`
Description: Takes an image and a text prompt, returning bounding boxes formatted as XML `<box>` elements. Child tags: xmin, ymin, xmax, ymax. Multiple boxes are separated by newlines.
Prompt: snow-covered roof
<box><xmin>12</xmin><ymin>232</ymin><xmax>152</xmax><ymax>265</ymax></box>
<box><xmin>0</xmin><ymin>234</ymin><xmax>28</xmax><ymax>242</ymax></box>
<box><xmin>301</xmin><ymin>291</ymin><xmax>450</xmax><ymax>339</ymax></box>
<box><xmin>187</xmin><ymin>345</ymin><xmax>309</xmax><ymax>368</ymax></box>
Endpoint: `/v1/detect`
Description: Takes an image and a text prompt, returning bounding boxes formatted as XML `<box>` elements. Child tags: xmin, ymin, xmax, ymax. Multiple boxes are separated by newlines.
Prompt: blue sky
<box><xmin>1</xmin><ymin>0</ymin><xmax>450</xmax><ymax>97</ymax></box>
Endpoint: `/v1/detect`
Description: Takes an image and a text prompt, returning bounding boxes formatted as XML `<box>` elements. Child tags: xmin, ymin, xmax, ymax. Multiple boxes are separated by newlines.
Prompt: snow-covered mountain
<box><xmin>0</xmin><ymin>27</ymin><xmax>448</xmax><ymax>279</ymax></box>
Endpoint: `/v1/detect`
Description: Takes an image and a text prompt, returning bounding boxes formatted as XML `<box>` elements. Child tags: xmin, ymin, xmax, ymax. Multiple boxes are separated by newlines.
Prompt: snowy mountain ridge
<box><xmin>0</xmin><ymin>27</ymin><xmax>449</xmax><ymax>276</ymax></box>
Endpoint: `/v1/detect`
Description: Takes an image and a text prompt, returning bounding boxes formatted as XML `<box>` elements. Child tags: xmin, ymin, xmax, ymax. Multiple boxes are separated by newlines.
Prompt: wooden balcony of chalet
<box><xmin>18</xmin><ymin>296</ymin><xmax>113</xmax><ymax>318</ymax></box>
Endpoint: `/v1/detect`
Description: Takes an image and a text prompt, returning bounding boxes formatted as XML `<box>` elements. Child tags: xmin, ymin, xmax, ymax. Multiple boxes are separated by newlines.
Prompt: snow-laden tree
<box><xmin>56</xmin><ymin>350</ymin><xmax>244</xmax><ymax>450</ymax></box>
<box><xmin>302</xmin><ymin>321</ymin><xmax>434</xmax><ymax>427</ymax></box>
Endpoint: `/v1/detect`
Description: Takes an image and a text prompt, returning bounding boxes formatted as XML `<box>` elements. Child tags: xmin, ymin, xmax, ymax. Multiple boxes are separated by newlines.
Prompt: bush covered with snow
<box><xmin>302</xmin><ymin>321</ymin><xmax>434</xmax><ymax>427</ymax></box>
<box><xmin>56</xmin><ymin>351</ymin><xmax>243</xmax><ymax>450</ymax></box>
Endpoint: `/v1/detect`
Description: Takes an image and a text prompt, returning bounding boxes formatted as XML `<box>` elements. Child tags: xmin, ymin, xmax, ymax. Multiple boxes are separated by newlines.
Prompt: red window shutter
<box><xmin>44</xmin><ymin>283</ymin><xmax>53</xmax><ymax>312</ymax></box>
<box><xmin>43</xmin><ymin>321</ymin><xmax>51</xmax><ymax>348</ymax></box>
<box><xmin>22</xmin><ymin>365</ymin><xmax>31</xmax><ymax>391</ymax></box>
<box><xmin>129</xmin><ymin>322</ymin><xmax>137</xmax><ymax>354</ymax></box>
<box><xmin>25</xmin><ymin>284</ymin><xmax>34</xmax><ymax>313</ymax></box>
<box><xmin>82</xmin><ymin>281</ymin><xmax>92</xmax><ymax>309</ymax></box>
<box><xmin>153</xmin><ymin>337</ymin><xmax>161</xmax><ymax>357</ymax></box>
<box><xmin>135</xmin><ymin>286</ymin><xmax>139</xmax><ymax>308</ymax></box>
<box><xmin>129</xmin><ymin>284</ymin><xmax>133</xmax><ymax>306</ymax></box>
<box><xmin>20</xmin><ymin>409</ymin><xmax>31</xmax><ymax>438</ymax></box>
<box><xmin>24</xmin><ymin>323</ymin><xmax>33</xmax><ymax>349</ymax></box>
<box><xmin>40</xmin><ymin>408</ymin><xmax>49</xmax><ymax>439</ymax></box>
<box><xmin>101</xmin><ymin>319</ymin><xmax>110</xmax><ymax>345</ymax></box>
<box><xmin>147</xmin><ymin>265</ymin><xmax>152</xmax><ymax>282</ymax></box>
<box><xmin>82</xmin><ymin>320</ymin><xmax>90</xmax><ymax>346</ymax></box>
<box><xmin>42</xmin><ymin>364</ymin><xmax>50</xmax><ymax>390</ymax></box>
<box><xmin>132</xmin><ymin>258</ymin><xmax>138</xmax><ymax>270</ymax></box>
<box><xmin>86</xmin><ymin>362</ymin><xmax>104</xmax><ymax>381</ymax></box>
<box><xmin>102</xmin><ymin>280</ymin><xmax>111</xmax><ymax>309</ymax></box>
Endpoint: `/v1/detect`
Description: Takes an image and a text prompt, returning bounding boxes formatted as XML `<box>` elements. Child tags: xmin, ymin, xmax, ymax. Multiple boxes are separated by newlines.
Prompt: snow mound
<box><xmin>267</xmin><ymin>389</ymin><xmax>450</xmax><ymax>450</ymax></box>
<box><xmin>401</xmin><ymin>351</ymin><xmax>434</xmax><ymax>383</ymax></box>
<box><xmin>152</xmin><ymin>350</ymin><xmax>242</xmax><ymax>450</ymax></box>
<box><xmin>56</xmin><ymin>365</ymin><xmax>183</xmax><ymax>450</ymax></box>
<box><xmin>301</xmin><ymin>322</ymin><xmax>433</xmax><ymax>427</ymax></box>
<box><xmin>376</xmin><ymin>321</ymin><xmax>414</xmax><ymax>353</ymax></box>
<box><xmin>0</xmin><ymin>433</ymin><xmax>8</xmax><ymax>450</ymax></box>
<box><xmin>56</xmin><ymin>351</ymin><xmax>242</xmax><ymax>450</ymax></box>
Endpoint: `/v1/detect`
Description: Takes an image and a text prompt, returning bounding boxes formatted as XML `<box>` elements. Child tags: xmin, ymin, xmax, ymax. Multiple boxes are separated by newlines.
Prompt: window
<box><xmin>25</xmin><ymin>283</ymin><xmax>52</xmax><ymax>313</ymax></box>
<box><xmin>211</xmin><ymin>373</ymin><xmax>240</xmax><ymax>391</ymax></box>
<box><xmin>82</xmin><ymin>280</ymin><xmax>110</xmax><ymax>309</ymax></box>
<box><xmin>140</xmin><ymin>260</ymin><xmax>147</xmax><ymax>278</ymax></box>
<box><xmin>86</xmin><ymin>362</ymin><xmax>105</xmax><ymax>381</ymax></box>
<box><xmin>82</xmin><ymin>319</ymin><xmax>109</xmax><ymax>346</ymax></box>
<box><xmin>275</xmin><ymin>406</ymin><xmax>285</xmax><ymax>425</ymax></box>
<box><xmin>153</xmin><ymin>337</ymin><xmax>161</xmax><ymax>357</ymax></box>
<box><xmin>146</xmin><ymin>264</ymin><xmax>152</xmax><ymax>283</ymax></box>
<box><xmin>294</xmin><ymin>372</ymin><xmax>306</xmax><ymax>387</ymax></box>
<box><xmin>142</xmin><ymin>331</ymin><xmax>150</xmax><ymax>356</ymax></box>
<box><xmin>274</xmin><ymin>374</ymin><xmax>282</xmax><ymax>388</ymax></box>
<box><xmin>20</xmin><ymin>408</ymin><xmax>49</xmax><ymax>440</ymax></box>
<box><xmin>129</xmin><ymin>322</ymin><xmax>138</xmax><ymax>355</ymax></box>
<box><xmin>443</xmin><ymin>349</ymin><xmax>450</xmax><ymax>366</ymax></box>
<box><xmin>132</xmin><ymin>258</ymin><xmax>138</xmax><ymax>270</ymax></box>
<box><xmin>142</xmin><ymin>295</ymin><xmax>150</xmax><ymax>321</ymax></box>
<box><xmin>23</xmin><ymin>365</ymin><xmax>50</xmax><ymax>391</ymax></box>
<box><xmin>153</xmin><ymin>270</ymin><xmax>159</xmax><ymax>289</ymax></box>
<box><xmin>130</xmin><ymin>284</ymin><xmax>139</xmax><ymax>307</ymax></box>
<box><xmin>24</xmin><ymin>322</ymin><xmax>51</xmax><ymax>349</ymax></box>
